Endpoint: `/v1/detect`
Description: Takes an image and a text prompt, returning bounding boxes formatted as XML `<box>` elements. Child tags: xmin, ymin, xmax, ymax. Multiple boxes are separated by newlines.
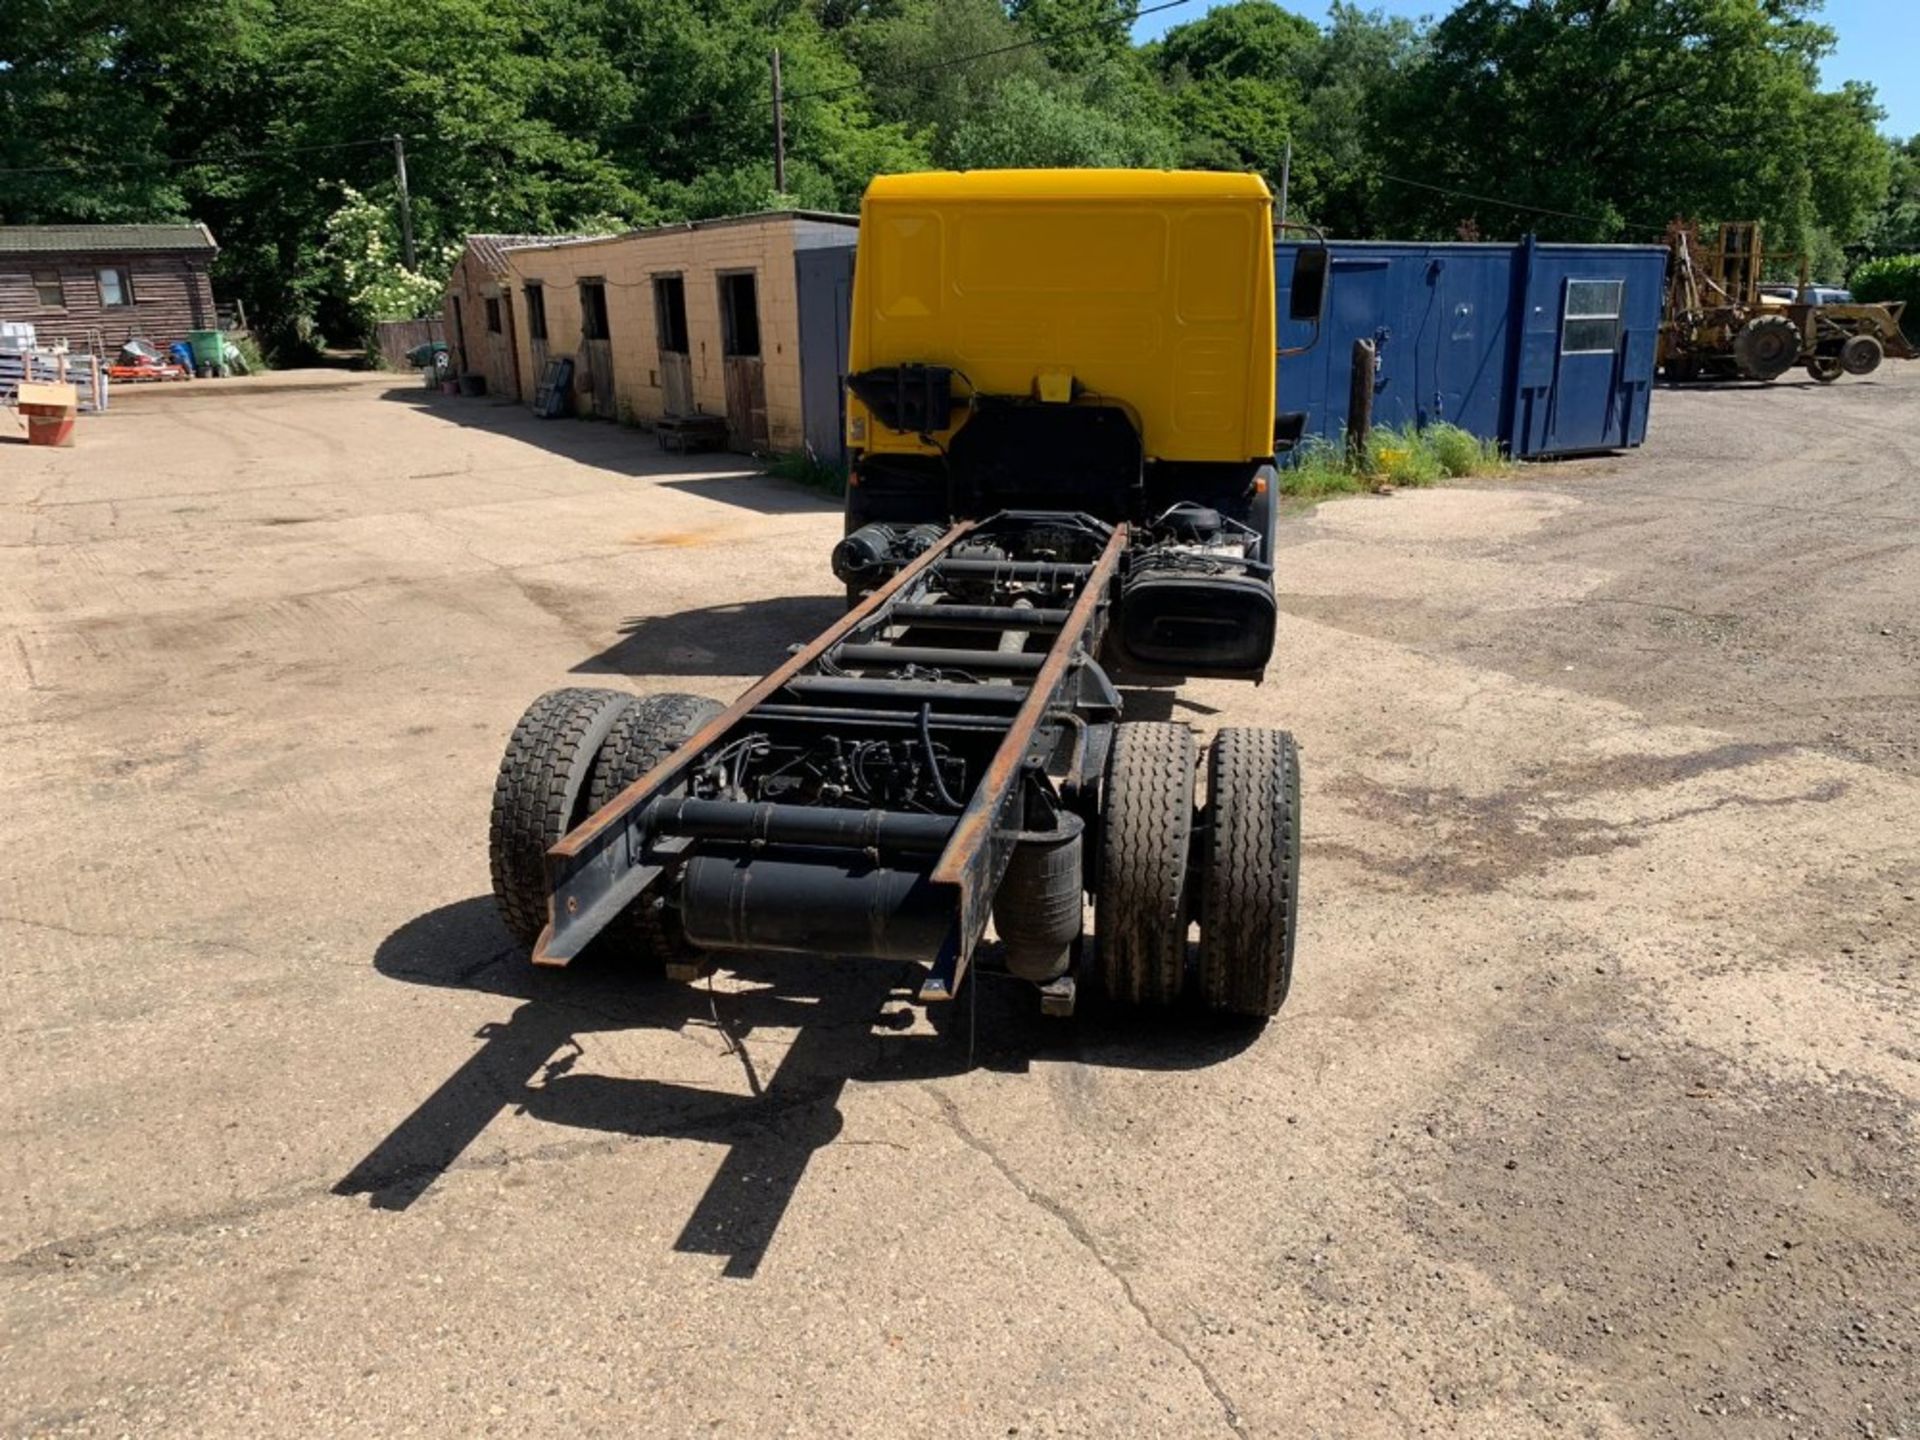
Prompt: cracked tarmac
<box><xmin>2</xmin><ymin>370</ymin><xmax>1916</xmax><ymax>1436</ymax></box>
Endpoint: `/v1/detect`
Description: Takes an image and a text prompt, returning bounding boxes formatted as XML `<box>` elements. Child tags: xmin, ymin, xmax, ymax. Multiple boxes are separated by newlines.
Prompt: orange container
<box><xmin>24</xmin><ymin>411</ymin><xmax>78</xmax><ymax>447</ymax></box>
<box><xmin>17</xmin><ymin>381</ymin><xmax>79</xmax><ymax>447</ymax></box>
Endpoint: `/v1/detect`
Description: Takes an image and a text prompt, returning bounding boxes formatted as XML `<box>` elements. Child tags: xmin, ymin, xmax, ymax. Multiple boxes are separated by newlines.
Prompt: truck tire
<box><xmin>587</xmin><ymin>692</ymin><xmax>726</xmax><ymax>968</ymax></box>
<box><xmin>587</xmin><ymin>692</ymin><xmax>725</xmax><ymax>812</ymax></box>
<box><xmin>1841</xmin><ymin>334</ymin><xmax>1883</xmax><ymax>376</ymax></box>
<box><xmin>1198</xmin><ymin>727</ymin><xmax>1301</xmax><ymax>1019</ymax></box>
<box><xmin>1732</xmin><ymin>314</ymin><xmax>1800</xmax><ymax>382</ymax></box>
<box><xmin>1093</xmin><ymin>722</ymin><xmax>1197</xmax><ymax>1008</ymax></box>
<box><xmin>1806</xmin><ymin>355</ymin><xmax>1844</xmax><ymax>384</ymax></box>
<box><xmin>489</xmin><ymin>687</ymin><xmax>637</xmax><ymax>947</ymax></box>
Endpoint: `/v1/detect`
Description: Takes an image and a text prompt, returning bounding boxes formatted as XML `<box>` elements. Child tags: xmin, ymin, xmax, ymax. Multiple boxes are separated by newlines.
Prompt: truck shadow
<box><xmin>336</xmin><ymin>897</ymin><xmax>1260</xmax><ymax>1278</ymax></box>
<box><xmin>572</xmin><ymin>596</ymin><xmax>845</xmax><ymax>678</ymax></box>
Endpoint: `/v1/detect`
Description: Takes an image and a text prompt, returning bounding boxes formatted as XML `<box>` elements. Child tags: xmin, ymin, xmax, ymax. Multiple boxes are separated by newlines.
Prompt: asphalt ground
<box><xmin>2</xmin><ymin>367</ymin><xmax>1914</xmax><ymax>1437</ymax></box>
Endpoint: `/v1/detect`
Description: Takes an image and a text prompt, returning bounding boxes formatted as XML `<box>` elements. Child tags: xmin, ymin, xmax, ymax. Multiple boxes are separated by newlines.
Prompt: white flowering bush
<box><xmin>323</xmin><ymin>186</ymin><xmax>456</xmax><ymax>329</ymax></box>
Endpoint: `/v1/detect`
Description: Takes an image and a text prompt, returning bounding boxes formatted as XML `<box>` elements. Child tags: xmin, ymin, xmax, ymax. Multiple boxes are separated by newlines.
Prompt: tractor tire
<box><xmin>1093</xmin><ymin>721</ymin><xmax>1197</xmax><ymax>1008</ymax></box>
<box><xmin>1198</xmin><ymin>727</ymin><xmax>1301</xmax><ymax>1020</ymax></box>
<box><xmin>1807</xmin><ymin>355</ymin><xmax>1844</xmax><ymax>384</ymax></box>
<box><xmin>1841</xmin><ymin>333</ymin><xmax>1884</xmax><ymax>377</ymax></box>
<box><xmin>586</xmin><ymin>692</ymin><xmax>726</xmax><ymax>969</ymax></box>
<box><xmin>489</xmin><ymin>687</ymin><xmax>637</xmax><ymax>948</ymax></box>
<box><xmin>1732</xmin><ymin>314</ymin><xmax>1801</xmax><ymax>382</ymax></box>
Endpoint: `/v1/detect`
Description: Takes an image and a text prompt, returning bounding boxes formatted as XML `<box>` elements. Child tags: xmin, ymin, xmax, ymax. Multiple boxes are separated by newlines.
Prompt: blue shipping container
<box><xmin>1274</xmin><ymin>236</ymin><xmax>1669</xmax><ymax>459</ymax></box>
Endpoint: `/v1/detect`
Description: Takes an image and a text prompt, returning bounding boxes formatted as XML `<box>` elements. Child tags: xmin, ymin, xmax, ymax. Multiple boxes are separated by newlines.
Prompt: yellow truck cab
<box><xmin>834</xmin><ymin>169</ymin><xmax>1296</xmax><ymax>677</ymax></box>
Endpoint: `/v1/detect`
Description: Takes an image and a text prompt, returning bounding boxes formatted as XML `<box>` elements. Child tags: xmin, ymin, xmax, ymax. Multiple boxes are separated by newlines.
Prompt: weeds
<box><xmin>766</xmin><ymin>450</ymin><xmax>847</xmax><ymax>497</ymax></box>
<box><xmin>226</xmin><ymin>332</ymin><xmax>269</xmax><ymax>374</ymax></box>
<box><xmin>1279</xmin><ymin>421</ymin><xmax>1509</xmax><ymax>499</ymax></box>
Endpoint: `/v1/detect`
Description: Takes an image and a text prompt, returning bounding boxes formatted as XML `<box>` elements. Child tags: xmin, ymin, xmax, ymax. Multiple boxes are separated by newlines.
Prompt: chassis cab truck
<box><xmin>487</xmin><ymin>170</ymin><xmax>1319</xmax><ymax>1021</ymax></box>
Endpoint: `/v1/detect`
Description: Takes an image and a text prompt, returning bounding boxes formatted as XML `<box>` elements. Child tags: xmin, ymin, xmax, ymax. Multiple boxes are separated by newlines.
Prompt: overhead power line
<box><xmin>1379</xmin><ymin>171</ymin><xmax>1670</xmax><ymax>238</ymax></box>
<box><xmin>0</xmin><ymin>135</ymin><xmax>393</xmax><ymax>179</ymax></box>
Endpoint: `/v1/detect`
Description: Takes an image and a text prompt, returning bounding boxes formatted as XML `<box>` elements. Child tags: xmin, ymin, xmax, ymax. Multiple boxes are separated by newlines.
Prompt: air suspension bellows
<box><xmin>991</xmin><ymin>812</ymin><xmax>1085</xmax><ymax>982</ymax></box>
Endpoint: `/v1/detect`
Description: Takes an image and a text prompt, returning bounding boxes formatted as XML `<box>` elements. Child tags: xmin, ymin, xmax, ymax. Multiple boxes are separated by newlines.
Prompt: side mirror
<box><xmin>1289</xmin><ymin>246</ymin><xmax>1329</xmax><ymax>323</ymax></box>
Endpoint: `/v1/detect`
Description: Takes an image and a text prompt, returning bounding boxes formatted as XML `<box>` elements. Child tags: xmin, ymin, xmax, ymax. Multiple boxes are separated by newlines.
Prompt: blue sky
<box><xmin>1135</xmin><ymin>0</ymin><xmax>1919</xmax><ymax>137</ymax></box>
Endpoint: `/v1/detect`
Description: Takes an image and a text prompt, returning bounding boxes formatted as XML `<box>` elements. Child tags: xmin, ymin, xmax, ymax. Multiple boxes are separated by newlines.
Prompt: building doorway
<box><xmin>578</xmin><ymin>279</ymin><xmax>614</xmax><ymax>418</ymax></box>
<box><xmin>718</xmin><ymin>269</ymin><xmax>768</xmax><ymax>449</ymax></box>
<box><xmin>653</xmin><ymin>274</ymin><xmax>693</xmax><ymax>417</ymax></box>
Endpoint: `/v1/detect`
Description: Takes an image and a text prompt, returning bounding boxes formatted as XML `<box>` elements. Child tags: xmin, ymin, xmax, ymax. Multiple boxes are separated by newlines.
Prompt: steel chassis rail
<box><xmin>533</xmin><ymin>512</ymin><xmax>1128</xmax><ymax>1002</ymax></box>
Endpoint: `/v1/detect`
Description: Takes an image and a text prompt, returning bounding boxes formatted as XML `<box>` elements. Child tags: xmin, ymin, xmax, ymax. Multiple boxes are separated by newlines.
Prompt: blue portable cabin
<box><xmin>1274</xmin><ymin>237</ymin><xmax>1669</xmax><ymax>459</ymax></box>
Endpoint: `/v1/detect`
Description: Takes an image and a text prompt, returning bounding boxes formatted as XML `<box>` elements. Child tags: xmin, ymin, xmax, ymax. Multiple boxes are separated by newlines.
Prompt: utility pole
<box><xmin>771</xmin><ymin>47</ymin><xmax>787</xmax><ymax>197</ymax></box>
<box><xmin>391</xmin><ymin>133</ymin><xmax>417</xmax><ymax>272</ymax></box>
<box><xmin>1278</xmin><ymin>138</ymin><xmax>1292</xmax><ymax>232</ymax></box>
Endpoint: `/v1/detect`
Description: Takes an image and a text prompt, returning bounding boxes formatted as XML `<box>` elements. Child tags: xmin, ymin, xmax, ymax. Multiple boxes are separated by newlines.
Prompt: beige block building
<box><xmin>494</xmin><ymin>211</ymin><xmax>856</xmax><ymax>454</ymax></box>
<box><xmin>442</xmin><ymin>232</ymin><xmax>605</xmax><ymax>402</ymax></box>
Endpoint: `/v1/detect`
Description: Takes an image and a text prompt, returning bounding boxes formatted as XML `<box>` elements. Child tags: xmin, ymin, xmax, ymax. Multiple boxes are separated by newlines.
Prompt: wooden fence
<box><xmin>373</xmin><ymin>318</ymin><xmax>445</xmax><ymax>372</ymax></box>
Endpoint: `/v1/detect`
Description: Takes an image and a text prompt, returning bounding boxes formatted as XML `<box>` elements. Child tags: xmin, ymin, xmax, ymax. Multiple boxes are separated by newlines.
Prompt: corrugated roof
<box><xmin>498</xmin><ymin>210</ymin><xmax>857</xmax><ymax>261</ymax></box>
<box><xmin>466</xmin><ymin>233</ymin><xmax>606</xmax><ymax>275</ymax></box>
<box><xmin>0</xmin><ymin>222</ymin><xmax>217</xmax><ymax>256</ymax></box>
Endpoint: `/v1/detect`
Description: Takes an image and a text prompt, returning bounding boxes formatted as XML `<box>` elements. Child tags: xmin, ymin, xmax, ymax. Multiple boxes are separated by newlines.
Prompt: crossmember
<box><xmin>534</xmin><ymin>512</ymin><xmax>1127</xmax><ymax>1000</ymax></box>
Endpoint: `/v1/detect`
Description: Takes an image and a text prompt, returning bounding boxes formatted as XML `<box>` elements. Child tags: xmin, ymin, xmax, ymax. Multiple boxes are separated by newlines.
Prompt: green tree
<box><xmin>1861</xmin><ymin>135</ymin><xmax>1920</xmax><ymax>258</ymax></box>
<box><xmin>844</xmin><ymin>0</ymin><xmax>1051</xmax><ymax>144</ymax></box>
<box><xmin>1377</xmin><ymin>0</ymin><xmax>1889</xmax><ymax>250</ymax></box>
<box><xmin>1291</xmin><ymin>4</ymin><xmax>1423</xmax><ymax>235</ymax></box>
<box><xmin>0</xmin><ymin>1</ymin><xmax>274</xmax><ymax>224</ymax></box>
<box><xmin>946</xmin><ymin>76</ymin><xmax>1179</xmax><ymax>169</ymax></box>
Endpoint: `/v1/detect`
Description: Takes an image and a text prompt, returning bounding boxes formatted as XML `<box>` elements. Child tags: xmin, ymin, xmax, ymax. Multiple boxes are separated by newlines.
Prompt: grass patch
<box><xmin>1279</xmin><ymin>422</ymin><xmax>1509</xmax><ymax>499</ymax></box>
<box><xmin>766</xmin><ymin>450</ymin><xmax>847</xmax><ymax>497</ymax></box>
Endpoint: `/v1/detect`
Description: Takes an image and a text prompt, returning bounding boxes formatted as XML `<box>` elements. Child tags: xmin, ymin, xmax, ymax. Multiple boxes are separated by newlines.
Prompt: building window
<box><xmin>97</xmin><ymin>267</ymin><xmax>133</xmax><ymax>307</ymax></box>
<box><xmin>718</xmin><ymin>271</ymin><xmax>761</xmax><ymax>358</ymax></box>
<box><xmin>32</xmin><ymin>270</ymin><xmax>64</xmax><ymax>309</ymax></box>
<box><xmin>580</xmin><ymin>280</ymin><xmax>610</xmax><ymax>341</ymax></box>
<box><xmin>524</xmin><ymin>284</ymin><xmax>546</xmax><ymax>341</ymax></box>
<box><xmin>653</xmin><ymin>275</ymin><xmax>689</xmax><ymax>354</ymax></box>
<box><xmin>485</xmin><ymin>297</ymin><xmax>502</xmax><ymax>333</ymax></box>
<box><xmin>1562</xmin><ymin>279</ymin><xmax>1623</xmax><ymax>354</ymax></box>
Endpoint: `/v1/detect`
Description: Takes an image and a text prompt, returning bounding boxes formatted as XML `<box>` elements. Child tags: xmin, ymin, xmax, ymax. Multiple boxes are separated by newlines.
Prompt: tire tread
<box><xmin>1094</xmin><ymin>722</ymin><xmax>1197</xmax><ymax>1007</ymax></box>
<box><xmin>1199</xmin><ymin>727</ymin><xmax>1301</xmax><ymax>1018</ymax></box>
<box><xmin>488</xmin><ymin>687</ymin><xmax>636</xmax><ymax>947</ymax></box>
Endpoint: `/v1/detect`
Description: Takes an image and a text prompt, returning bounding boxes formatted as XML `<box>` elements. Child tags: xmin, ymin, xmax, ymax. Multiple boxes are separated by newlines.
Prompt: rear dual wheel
<box><xmin>1197</xmin><ymin>728</ymin><xmax>1302</xmax><ymax>1019</ymax></box>
<box><xmin>1092</xmin><ymin>721</ymin><xmax>1301</xmax><ymax>1020</ymax></box>
<box><xmin>487</xmin><ymin>687</ymin><xmax>720</xmax><ymax>962</ymax></box>
<box><xmin>1094</xmin><ymin>723</ymin><xmax>1197</xmax><ymax>1008</ymax></box>
<box><xmin>488</xmin><ymin>687</ymin><xmax>636</xmax><ymax>947</ymax></box>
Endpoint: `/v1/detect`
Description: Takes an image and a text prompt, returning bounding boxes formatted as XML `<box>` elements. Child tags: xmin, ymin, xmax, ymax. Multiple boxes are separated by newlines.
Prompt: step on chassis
<box><xmin>487</xmin><ymin>510</ymin><xmax>1301</xmax><ymax>1021</ymax></box>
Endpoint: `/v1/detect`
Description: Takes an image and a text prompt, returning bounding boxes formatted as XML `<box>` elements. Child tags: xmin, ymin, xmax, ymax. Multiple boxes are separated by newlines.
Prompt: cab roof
<box><xmin>864</xmin><ymin>170</ymin><xmax>1273</xmax><ymax>205</ymax></box>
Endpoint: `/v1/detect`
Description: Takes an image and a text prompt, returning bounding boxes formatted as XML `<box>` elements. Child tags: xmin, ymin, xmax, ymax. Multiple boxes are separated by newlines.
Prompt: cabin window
<box><xmin>33</xmin><ymin>270</ymin><xmax>64</xmax><ymax>308</ymax></box>
<box><xmin>718</xmin><ymin>270</ymin><xmax>760</xmax><ymax>358</ymax></box>
<box><xmin>98</xmin><ymin>267</ymin><xmax>133</xmax><ymax>307</ymax></box>
<box><xmin>485</xmin><ymin>297</ymin><xmax>502</xmax><ymax>333</ymax></box>
<box><xmin>653</xmin><ymin>275</ymin><xmax>689</xmax><ymax>354</ymax></box>
<box><xmin>524</xmin><ymin>284</ymin><xmax>547</xmax><ymax>341</ymax></box>
<box><xmin>1562</xmin><ymin>279</ymin><xmax>1623</xmax><ymax>354</ymax></box>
